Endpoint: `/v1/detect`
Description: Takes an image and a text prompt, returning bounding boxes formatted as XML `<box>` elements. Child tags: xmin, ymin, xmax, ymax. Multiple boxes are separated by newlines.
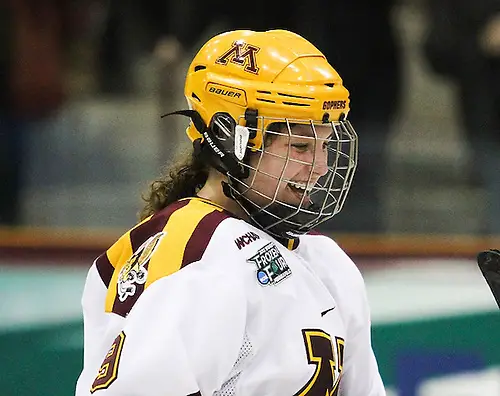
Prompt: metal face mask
<box><xmin>221</xmin><ymin>116</ymin><xmax>358</xmax><ymax>238</ymax></box>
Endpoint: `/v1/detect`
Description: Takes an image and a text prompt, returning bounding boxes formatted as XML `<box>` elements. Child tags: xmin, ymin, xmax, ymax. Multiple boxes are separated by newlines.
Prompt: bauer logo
<box><xmin>208</xmin><ymin>86</ymin><xmax>241</xmax><ymax>99</ymax></box>
<box><xmin>202</xmin><ymin>131</ymin><xmax>225</xmax><ymax>158</ymax></box>
<box><xmin>247</xmin><ymin>242</ymin><xmax>291</xmax><ymax>286</ymax></box>
<box><xmin>206</xmin><ymin>83</ymin><xmax>247</xmax><ymax>106</ymax></box>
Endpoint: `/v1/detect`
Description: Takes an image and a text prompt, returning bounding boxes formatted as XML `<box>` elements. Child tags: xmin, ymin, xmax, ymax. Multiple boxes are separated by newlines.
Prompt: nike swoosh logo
<box><xmin>321</xmin><ymin>307</ymin><xmax>336</xmax><ymax>317</ymax></box>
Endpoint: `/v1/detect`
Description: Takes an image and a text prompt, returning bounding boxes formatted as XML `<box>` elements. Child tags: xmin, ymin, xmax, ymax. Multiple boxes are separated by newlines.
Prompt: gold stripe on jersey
<box><xmin>106</xmin><ymin>215</ymin><xmax>152</xmax><ymax>269</ymax></box>
<box><xmin>104</xmin><ymin>232</ymin><xmax>133</xmax><ymax>312</ymax></box>
<box><xmin>145</xmin><ymin>199</ymin><xmax>223</xmax><ymax>288</ymax></box>
<box><xmin>103</xmin><ymin>216</ymin><xmax>153</xmax><ymax>312</ymax></box>
<box><xmin>182</xmin><ymin>196</ymin><xmax>229</xmax><ymax>213</ymax></box>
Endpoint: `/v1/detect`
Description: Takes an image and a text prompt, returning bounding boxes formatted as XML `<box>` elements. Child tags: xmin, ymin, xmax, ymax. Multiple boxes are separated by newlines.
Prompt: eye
<box><xmin>291</xmin><ymin>143</ymin><xmax>309</xmax><ymax>153</ymax></box>
<box><xmin>291</xmin><ymin>142</ymin><xmax>329</xmax><ymax>153</ymax></box>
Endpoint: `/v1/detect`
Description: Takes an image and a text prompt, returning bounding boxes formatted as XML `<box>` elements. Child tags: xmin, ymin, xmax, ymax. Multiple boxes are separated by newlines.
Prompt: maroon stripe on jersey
<box><xmin>181</xmin><ymin>210</ymin><xmax>231</xmax><ymax>267</ymax></box>
<box><xmin>289</xmin><ymin>237</ymin><xmax>300</xmax><ymax>250</ymax></box>
<box><xmin>95</xmin><ymin>252</ymin><xmax>114</xmax><ymax>287</ymax></box>
<box><xmin>112</xmin><ymin>200</ymin><xmax>189</xmax><ymax>317</ymax></box>
<box><xmin>275</xmin><ymin>236</ymin><xmax>300</xmax><ymax>250</ymax></box>
<box><xmin>307</xmin><ymin>229</ymin><xmax>325</xmax><ymax>236</ymax></box>
<box><xmin>129</xmin><ymin>200</ymin><xmax>189</xmax><ymax>251</ymax></box>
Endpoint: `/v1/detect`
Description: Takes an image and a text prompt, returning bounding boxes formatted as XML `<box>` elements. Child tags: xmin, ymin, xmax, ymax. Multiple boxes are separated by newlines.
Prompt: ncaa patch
<box><xmin>117</xmin><ymin>232</ymin><xmax>165</xmax><ymax>302</ymax></box>
<box><xmin>247</xmin><ymin>242</ymin><xmax>291</xmax><ymax>286</ymax></box>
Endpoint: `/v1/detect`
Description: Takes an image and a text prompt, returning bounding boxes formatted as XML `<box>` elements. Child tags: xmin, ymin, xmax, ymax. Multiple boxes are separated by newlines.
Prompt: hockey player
<box><xmin>76</xmin><ymin>29</ymin><xmax>386</xmax><ymax>396</ymax></box>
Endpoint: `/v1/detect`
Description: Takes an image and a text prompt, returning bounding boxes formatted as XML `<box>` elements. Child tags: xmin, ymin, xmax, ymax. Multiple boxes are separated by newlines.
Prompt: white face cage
<box><xmin>213</xmin><ymin>115</ymin><xmax>358</xmax><ymax>239</ymax></box>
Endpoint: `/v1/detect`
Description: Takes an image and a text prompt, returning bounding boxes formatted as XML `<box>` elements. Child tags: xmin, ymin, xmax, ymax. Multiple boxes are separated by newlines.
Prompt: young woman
<box><xmin>76</xmin><ymin>29</ymin><xmax>386</xmax><ymax>396</ymax></box>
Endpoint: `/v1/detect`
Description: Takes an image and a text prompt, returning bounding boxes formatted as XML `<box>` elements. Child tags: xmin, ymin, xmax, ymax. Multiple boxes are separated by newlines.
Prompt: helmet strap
<box><xmin>244</xmin><ymin>108</ymin><xmax>258</xmax><ymax>139</ymax></box>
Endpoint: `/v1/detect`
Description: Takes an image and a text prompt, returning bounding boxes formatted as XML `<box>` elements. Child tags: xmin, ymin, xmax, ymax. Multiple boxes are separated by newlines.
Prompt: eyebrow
<box><xmin>292</xmin><ymin>127</ymin><xmax>313</xmax><ymax>137</ymax></box>
<box><xmin>290</xmin><ymin>125</ymin><xmax>332</xmax><ymax>139</ymax></box>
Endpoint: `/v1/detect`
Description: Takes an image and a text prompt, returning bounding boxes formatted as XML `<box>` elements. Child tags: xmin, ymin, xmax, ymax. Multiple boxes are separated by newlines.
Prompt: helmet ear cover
<box><xmin>161</xmin><ymin>109</ymin><xmax>251</xmax><ymax>179</ymax></box>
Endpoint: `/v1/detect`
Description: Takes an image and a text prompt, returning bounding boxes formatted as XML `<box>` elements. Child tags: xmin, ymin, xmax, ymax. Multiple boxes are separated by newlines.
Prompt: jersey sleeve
<box><xmin>76</xmin><ymin>263</ymin><xmax>111</xmax><ymax>392</ymax></box>
<box><xmin>337</xmin><ymin>272</ymin><xmax>386</xmax><ymax>396</ymax></box>
<box><xmin>75</xmin><ymin>262</ymin><xmax>129</xmax><ymax>396</ymax></box>
<box><xmin>306</xmin><ymin>236</ymin><xmax>386</xmax><ymax>396</ymax></box>
<box><xmin>83</xmin><ymin>262</ymin><xmax>247</xmax><ymax>396</ymax></box>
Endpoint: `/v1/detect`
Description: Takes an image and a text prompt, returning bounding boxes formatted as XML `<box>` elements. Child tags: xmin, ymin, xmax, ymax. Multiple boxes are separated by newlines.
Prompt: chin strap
<box><xmin>221</xmin><ymin>180</ymin><xmax>233</xmax><ymax>199</ymax></box>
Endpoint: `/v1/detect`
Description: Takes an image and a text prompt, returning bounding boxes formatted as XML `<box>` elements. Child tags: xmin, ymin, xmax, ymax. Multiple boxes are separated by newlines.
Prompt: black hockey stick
<box><xmin>477</xmin><ymin>249</ymin><xmax>500</xmax><ymax>309</ymax></box>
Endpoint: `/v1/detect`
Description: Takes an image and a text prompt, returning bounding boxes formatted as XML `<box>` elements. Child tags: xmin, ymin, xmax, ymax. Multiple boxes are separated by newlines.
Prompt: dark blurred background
<box><xmin>0</xmin><ymin>0</ymin><xmax>500</xmax><ymax>235</ymax></box>
<box><xmin>0</xmin><ymin>0</ymin><xmax>499</xmax><ymax>235</ymax></box>
<box><xmin>1</xmin><ymin>0</ymin><xmax>499</xmax><ymax>395</ymax></box>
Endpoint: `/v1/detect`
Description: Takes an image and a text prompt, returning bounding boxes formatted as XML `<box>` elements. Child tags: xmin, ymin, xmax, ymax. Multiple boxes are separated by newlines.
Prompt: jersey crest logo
<box><xmin>294</xmin><ymin>330</ymin><xmax>345</xmax><ymax>396</ymax></box>
<box><xmin>215</xmin><ymin>40</ymin><xmax>260</xmax><ymax>74</ymax></box>
<box><xmin>247</xmin><ymin>242</ymin><xmax>291</xmax><ymax>286</ymax></box>
<box><xmin>117</xmin><ymin>232</ymin><xmax>165</xmax><ymax>302</ymax></box>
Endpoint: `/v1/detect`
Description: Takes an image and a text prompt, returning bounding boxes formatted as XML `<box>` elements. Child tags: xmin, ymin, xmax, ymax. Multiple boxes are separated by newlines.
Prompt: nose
<box><xmin>311</xmin><ymin>144</ymin><xmax>329</xmax><ymax>177</ymax></box>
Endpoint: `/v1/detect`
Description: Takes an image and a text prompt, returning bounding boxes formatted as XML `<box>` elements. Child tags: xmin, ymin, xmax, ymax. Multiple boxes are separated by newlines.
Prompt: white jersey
<box><xmin>75</xmin><ymin>197</ymin><xmax>385</xmax><ymax>396</ymax></box>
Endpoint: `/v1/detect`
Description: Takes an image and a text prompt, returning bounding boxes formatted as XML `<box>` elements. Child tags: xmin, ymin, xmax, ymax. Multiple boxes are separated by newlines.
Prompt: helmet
<box><xmin>166</xmin><ymin>29</ymin><xmax>357</xmax><ymax>238</ymax></box>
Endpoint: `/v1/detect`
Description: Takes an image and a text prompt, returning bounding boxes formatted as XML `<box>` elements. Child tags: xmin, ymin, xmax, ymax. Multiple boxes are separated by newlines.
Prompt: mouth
<box><xmin>286</xmin><ymin>182</ymin><xmax>313</xmax><ymax>206</ymax></box>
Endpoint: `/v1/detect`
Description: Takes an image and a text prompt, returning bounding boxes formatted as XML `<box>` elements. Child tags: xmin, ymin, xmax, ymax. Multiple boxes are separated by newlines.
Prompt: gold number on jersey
<box><xmin>294</xmin><ymin>329</ymin><xmax>345</xmax><ymax>396</ymax></box>
<box><xmin>90</xmin><ymin>331</ymin><xmax>126</xmax><ymax>393</ymax></box>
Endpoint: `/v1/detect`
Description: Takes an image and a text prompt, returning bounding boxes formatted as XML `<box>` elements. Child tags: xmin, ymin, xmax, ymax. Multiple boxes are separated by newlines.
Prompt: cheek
<box><xmin>248</xmin><ymin>144</ymin><xmax>298</xmax><ymax>186</ymax></box>
<box><xmin>261</xmin><ymin>155</ymin><xmax>281</xmax><ymax>176</ymax></box>
<box><xmin>261</xmin><ymin>154</ymin><xmax>298</xmax><ymax>183</ymax></box>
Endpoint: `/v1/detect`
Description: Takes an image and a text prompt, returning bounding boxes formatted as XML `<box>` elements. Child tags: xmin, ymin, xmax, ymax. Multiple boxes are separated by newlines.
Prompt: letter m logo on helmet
<box><xmin>215</xmin><ymin>40</ymin><xmax>260</xmax><ymax>74</ymax></box>
<box><xmin>178</xmin><ymin>29</ymin><xmax>357</xmax><ymax>238</ymax></box>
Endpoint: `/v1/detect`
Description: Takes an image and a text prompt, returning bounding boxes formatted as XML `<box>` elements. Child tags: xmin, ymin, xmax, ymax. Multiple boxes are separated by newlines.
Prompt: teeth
<box><xmin>289</xmin><ymin>182</ymin><xmax>313</xmax><ymax>193</ymax></box>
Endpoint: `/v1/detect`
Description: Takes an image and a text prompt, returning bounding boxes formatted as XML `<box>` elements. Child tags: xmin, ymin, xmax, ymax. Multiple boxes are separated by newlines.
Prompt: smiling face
<box><xmin>244</xmin><ymin>122</ymin><xmax>333</xmax><ymax>210</ymax></box>
<box><xmin>215</xmin><ymin>117</ymin><xmax>358</xmax><ymax>237</ymax></box>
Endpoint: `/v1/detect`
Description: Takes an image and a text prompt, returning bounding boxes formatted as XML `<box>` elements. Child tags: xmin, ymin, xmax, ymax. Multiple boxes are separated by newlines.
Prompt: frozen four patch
<box><xmin>247</xmin><ymin>242</ymin><xmax>292</xmax><ymax>286</ymax></box>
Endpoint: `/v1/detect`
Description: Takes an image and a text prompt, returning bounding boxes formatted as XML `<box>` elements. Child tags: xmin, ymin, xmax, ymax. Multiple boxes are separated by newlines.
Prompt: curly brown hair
<box><xmin>139</xmin><ymin>150</ymin><xmax>209</xmax><ymax>220</ymax></box>
<box><xmin>139</xmin><ymin>124</ymin><xmax>282</xmax><ymax>221</ymax></box>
